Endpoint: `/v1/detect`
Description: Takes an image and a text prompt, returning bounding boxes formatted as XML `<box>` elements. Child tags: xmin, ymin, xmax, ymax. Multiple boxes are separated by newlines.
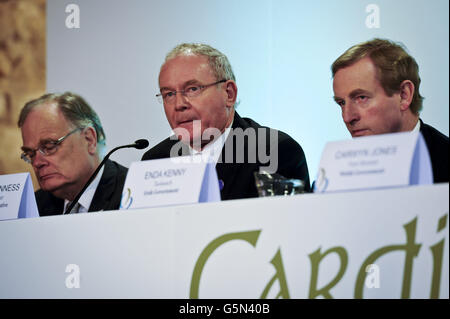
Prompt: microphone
<box><xmin>133</xmin><ymin>139</ymin><xmax>150</xmax><ymax>150</ymax></box>
<box><xmin>64</xmin><ymin>139</ymin><xmax>149</xmax><ymax>214</ymax></box>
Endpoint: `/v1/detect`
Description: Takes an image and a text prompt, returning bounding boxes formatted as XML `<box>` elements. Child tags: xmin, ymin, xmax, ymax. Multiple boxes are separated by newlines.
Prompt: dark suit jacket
<box><xmin>36</xmin><ymin>159</ymin><xmax>128</xmax><ymax>216</ymax></box>
<box><xmin>420</xmin><ymin>119</ymin><xmax>449</xmax><ymax>183</ymax></box>
<box><xmin>141</xmin><ymin>112</ymin><xmax>311</xmax><ymax>200</ymax></box>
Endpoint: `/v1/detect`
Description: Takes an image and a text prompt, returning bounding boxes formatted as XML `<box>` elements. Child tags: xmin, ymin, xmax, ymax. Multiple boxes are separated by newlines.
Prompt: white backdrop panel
<box><xmin>47</xmin><ymin>0</ymin><xmax>449</xmax><ymax>180</ymax></box>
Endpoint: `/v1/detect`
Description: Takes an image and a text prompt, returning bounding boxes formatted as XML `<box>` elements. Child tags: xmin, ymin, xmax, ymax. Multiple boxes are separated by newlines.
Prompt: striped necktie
<box><xmin>66</xmin><ymin>202</ymin><xmax>81</xmax><ymax>214</ymax></box>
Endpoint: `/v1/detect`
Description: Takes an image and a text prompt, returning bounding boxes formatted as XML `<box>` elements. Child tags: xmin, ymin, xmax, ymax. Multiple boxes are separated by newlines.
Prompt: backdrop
<box><xmin>47</xmin><ymin>0</ymin><xmax>449</xmax><ymax>181</ymax></box>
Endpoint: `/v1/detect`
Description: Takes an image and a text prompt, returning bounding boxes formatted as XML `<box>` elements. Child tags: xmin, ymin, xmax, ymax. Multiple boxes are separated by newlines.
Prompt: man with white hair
<box><xmin>142</xmin><ymin>43</ymin><xmax>311</xmax><ymax>199</ymax></box>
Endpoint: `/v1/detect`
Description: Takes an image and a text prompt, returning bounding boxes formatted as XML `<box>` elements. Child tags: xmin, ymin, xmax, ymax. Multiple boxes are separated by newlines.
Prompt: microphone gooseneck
<box><xmin>64</xmin><ymin>139</ymin><xmax>149</xmax><ymax>214</ymax></box>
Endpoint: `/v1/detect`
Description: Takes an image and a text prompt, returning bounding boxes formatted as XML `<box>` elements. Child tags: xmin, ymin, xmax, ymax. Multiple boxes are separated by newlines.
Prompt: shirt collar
<box><xmin>412</xmin><ymin>119</ymin><xmax>421</xmax><ymax>132</ymax></box>
<box><xmin>189</xmin><ymin>119</ymin><xmax>233</xmax><ymax>164</ymax></box>
<box><xmin>64</xmin><ymin>166</ymin><xmax>104</xmax><ymax>213</ymax></box>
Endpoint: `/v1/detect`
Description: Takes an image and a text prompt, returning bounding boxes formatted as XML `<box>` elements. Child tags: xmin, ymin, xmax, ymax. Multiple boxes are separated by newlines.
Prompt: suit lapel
<box><xmin>88</xmin><ymin>160</ymin><xmax>117</xmax><ymax>212</ymax></box>
<box><xmin>43</xmin><ymin>196</ymin><xmax>64</xmax><ymax>216</ymax></box>
<box><xmin>35</xmin><ymin>190</ymin><xmax>64</xmax><ymax>216</ymax></box>
<box><xmin>216</xmin><ymin>112</ymin><xmax>249</xmax><ymax>198</ymax></box>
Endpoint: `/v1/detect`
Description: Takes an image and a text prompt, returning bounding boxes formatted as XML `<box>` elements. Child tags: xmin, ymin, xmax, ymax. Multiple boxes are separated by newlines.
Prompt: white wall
<box><xmin>47</xmin><ymin>0</ymin><xmax>449</xmax><ymax>180</ymax></box>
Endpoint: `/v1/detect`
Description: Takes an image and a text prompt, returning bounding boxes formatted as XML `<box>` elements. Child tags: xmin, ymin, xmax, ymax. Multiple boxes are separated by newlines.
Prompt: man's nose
<box><xmin>31</xmin><ymin>151</ymin><xmax>47</xmax><ymax>170</ymax></box>
<box><xmin>174</xmin><ymin>91</ymin><xmax>190</xmax><ymax>111</ymax></box>
<box><xmin>342</xmin><ymin>102</ymin><xmax>360</xmax><ymax>126</ymax></box>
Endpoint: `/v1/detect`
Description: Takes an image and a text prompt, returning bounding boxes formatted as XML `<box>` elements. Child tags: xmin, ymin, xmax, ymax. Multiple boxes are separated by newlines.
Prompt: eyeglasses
<box><xmin>20</xmin><ymin>127</ymin><xmax>84</xmax><ymax>164</ymax></box>
<box><xmin>156</xmin><ymin>79</ymin><xmax>226</xmax><ymax>104</ymax></box>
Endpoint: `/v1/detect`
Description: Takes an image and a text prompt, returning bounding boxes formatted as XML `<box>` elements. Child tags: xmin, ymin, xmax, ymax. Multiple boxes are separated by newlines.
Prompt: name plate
<box><xmin>120</xmin><ymin>157</ymin><xmax>221</xmax><ymax>210</ymax></box>
<box><xmin>0</xmin><ymin>173</ymin><xmax>39</xmax><ymax>221</ymax></box>
<box><xmin>314</xmin><ymin>131</ymin><xmax>433</xmax><ymax>193</ymax></box>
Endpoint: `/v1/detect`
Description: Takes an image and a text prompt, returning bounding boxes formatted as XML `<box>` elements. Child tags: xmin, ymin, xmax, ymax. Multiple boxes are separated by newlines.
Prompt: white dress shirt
<box><xmin>190</xmin><ymin>125</ymin><xmax>233</xmax><ymax>164</ymax></box>
<box><xmin>412</xmin><ymin>119</ymin><xmax>421</xmax><ymax>132</ymax></box>
<box><xmin>63</xmin><ymin>166</ymin><xmax>104</xmax><ymax>214</ymax></box>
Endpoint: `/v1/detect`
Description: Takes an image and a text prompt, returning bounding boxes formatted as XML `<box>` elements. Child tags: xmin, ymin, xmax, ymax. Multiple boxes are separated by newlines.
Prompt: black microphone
<box><xmin>133</xmin><ymin>139</ymin><xmax>150</xmax><ymax>150</ymax></box>
<box><xmin>64</xmin><ymin>139</ymin><xmax>149</xmax><ymax>214</ymax></box>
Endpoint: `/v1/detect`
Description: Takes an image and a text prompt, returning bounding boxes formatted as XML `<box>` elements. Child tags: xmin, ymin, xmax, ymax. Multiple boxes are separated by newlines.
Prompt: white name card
<box><xmin>0</xmin><ymin>173</ymin><xmax>39</xmax><ymax>221</ymax></box>
<box><xmin>120</xmin><ymin>157</ymin><xmax>221</xmax><ymax>210</ymax></box>
<box><xmin>314</xmin><ymin>131</ymin><xmax>433</xmax><ymax>193</ymax></box>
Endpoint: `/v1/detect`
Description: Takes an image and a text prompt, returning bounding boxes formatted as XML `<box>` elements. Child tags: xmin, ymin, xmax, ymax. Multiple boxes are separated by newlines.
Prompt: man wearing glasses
<box><xmin>18</xmin><ymin>92</ymin><xmax>128</xmax><ymax>216</ymax></box>
<box><xmin>142</xmin><ymin>43</ymin><xmax>311</xmax><ymax>199</ymax></box>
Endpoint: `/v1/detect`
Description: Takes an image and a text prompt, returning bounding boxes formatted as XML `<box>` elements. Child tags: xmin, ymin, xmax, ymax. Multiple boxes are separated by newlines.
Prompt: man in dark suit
<box><xmin>142</xmin><ymin>43</ymin><xmax>311</xmax><ymax>200</ymax></box>
<box><xmin>332</xmin><ymin>38</ymin><xmax>449</xmax><ymax>183</ymax></box>
<box><xmin>419</xmin><ymin>119</ymin><xmax>449</xmax><ymax>184</ymax></box>
<box><xmin>18</xmin><ymin>92</ymin><xmax>128</xmax><ymax>216</ymax></box>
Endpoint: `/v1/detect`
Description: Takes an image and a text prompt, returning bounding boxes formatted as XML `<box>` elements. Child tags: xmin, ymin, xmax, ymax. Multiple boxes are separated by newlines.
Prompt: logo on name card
<box><xmin>120</xmin><ymin>187</ymin><xmax>133</xmax><ymax>209</ymax></box>
<box><xmin>314</xmin><ymin>168</ymin><xmax>329</xmax><ymax>193</ymax></box>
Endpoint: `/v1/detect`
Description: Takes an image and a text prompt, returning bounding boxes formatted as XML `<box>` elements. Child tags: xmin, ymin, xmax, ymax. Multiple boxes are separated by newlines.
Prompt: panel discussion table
<box><xmin>0</xmin><ymin>184</ymin><xmax>448</xmax><ymax>299</ymax></box>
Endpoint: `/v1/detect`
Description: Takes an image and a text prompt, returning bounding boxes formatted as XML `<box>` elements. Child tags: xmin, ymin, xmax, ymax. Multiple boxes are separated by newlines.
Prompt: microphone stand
<box><xmin>64</xmin><ymin>140</ymin><xmax>148</xmax><ymax>214</ymax></box>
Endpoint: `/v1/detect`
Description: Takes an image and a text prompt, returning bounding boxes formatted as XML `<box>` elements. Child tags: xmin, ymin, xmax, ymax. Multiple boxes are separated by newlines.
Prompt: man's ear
<box><xmin>224</xmin><ymin>80</ymin><xmax>238</xmax><ymax>108</ymax></box>
<box><xmin>83</xmin><ymin>127</ymin><xmax>98</xmax><ymax>155</ymax></box>
<box><xmin>399</xmin><ymin>80</ymin><xmax>415</xmax><ymax>111</ymax></box>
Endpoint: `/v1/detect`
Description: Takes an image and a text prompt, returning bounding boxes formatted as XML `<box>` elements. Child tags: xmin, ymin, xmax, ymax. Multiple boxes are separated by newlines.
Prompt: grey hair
<box><xmin>18</xmin><ymin>92</ymin><xmax>106</xmax><ymax>152</ymax></box>
<box><xmin>164</xmin><ymin>43</ymin><xmax>236</xmax><ymax>82</ymax></box>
